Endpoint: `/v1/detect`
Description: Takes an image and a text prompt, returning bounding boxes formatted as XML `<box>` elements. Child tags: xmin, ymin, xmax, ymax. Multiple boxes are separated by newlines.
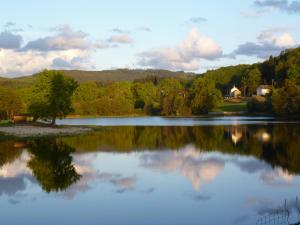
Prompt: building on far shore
<box><xmin>230</xmin><ymin>85</ymin><xmax>242</xmax><ymax>98</ymax></box>
<box><xmin>13</xmin><ymin>114</ymin><xmax>31</xmax><ymax>123</ymax></box>
<box><xmin>256</xmin><ymin>85</ymin><xmax>271</xmax><ymax>96</ymax></box>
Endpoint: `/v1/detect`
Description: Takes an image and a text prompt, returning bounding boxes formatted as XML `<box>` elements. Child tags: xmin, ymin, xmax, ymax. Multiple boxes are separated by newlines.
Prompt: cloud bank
<box><xmin>234</xmin><ymin>28</ymin><xmax>298</xmax><ymax>58</ymax></box>
<box><xmin>138</xmin><ymin>28</ymin><xmax>222</xmax><ymax>71</ymax></box>
<box><xmin>0</xmin><ymin>25</ymin><xmax>108</xmax><ymax>76</ymax></box>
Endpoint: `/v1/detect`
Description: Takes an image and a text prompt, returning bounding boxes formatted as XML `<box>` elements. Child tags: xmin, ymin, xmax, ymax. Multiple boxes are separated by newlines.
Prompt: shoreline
<box><xmin>0</xmin><ymin>125</ymin><xmax>93</xmax><ymax>138</ymax></box>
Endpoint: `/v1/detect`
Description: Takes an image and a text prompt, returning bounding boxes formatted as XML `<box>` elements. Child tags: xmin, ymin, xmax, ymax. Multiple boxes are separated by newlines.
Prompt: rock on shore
<box><xmin>0</xmin><ymin>125</ymin><xmax>92</xmax><ymax>138</ymax></box>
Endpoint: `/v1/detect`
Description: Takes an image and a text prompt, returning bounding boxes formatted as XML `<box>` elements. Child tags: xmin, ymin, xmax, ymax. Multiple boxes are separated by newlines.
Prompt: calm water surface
<box><xmin>1</xmin><ymin>117</ymin><xmax>300</xmax><ymax>225</ymax></box>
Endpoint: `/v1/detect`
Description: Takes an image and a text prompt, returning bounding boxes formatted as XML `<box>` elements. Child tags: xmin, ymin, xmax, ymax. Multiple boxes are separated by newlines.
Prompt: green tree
<box><xmin>158</xmin><ymin>78</ymin><xmax>186</xmax><ymax>115</ymax></box>
<box><xmin>247</xmin><ymin>96</ymin><xmax>271</xmax><ymax>113</ymax></box>
<box><xmin>73</xmin><ymin>82</ymin><xmax>99</xmax><ymax>115</ymax></box>
<box><xmin>132</xmin><ymin>82</ymin><xmax>159</xmax><ymax>114</ymax></box>
<box><xmin>242</xmin><ymin>67</ymin><xmax>262</xmax><ymax>96</ymax></box>
<box><xmin>190</xmin><ymin>77</ymin><xmax>222</xmax><ymax>114</ymax></box>
<box><xmin>0</xmin><ymin>87</ymin><xmax>23</xmax><ymax>120</ymax></box>
<box><xmin>28</xmin><ymin>70</ymin><xmax>78</xmax><ymax>125</ymax></box>
<box><xmin>272</xmin><ymin>78</ymin><xmax>300</xmax><ymax>114</ymax></box>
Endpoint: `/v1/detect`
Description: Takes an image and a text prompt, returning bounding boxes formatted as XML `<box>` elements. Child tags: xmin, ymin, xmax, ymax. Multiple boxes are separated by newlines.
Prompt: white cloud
<box><xmin>0</xmin><ymin>49</ymin><xmax>93</xmax><ymax>76</ymax></box>
<box><xmin>257</xmin><ymin>29</ymin><xmax>295</xmax><ymax>46</ymax></box>
<box><xmin>107</xmin><ymin>34</ymin><xmax>133</xmax><ymax>44</ymax></box>
<box><xmin>138</xmin><ymin>28</ymin><xmax>222</xmax><ymax>71</ymax></box>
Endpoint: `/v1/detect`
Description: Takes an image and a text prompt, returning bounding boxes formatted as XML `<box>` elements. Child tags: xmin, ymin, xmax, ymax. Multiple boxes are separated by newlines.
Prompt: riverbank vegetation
<box><xmin>0</xmin><ymin>47</ymin><xmax>299</xmax><ymax>119</ymax></box>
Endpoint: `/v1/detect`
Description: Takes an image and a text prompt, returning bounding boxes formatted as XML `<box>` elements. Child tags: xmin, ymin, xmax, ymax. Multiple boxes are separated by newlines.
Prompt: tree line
<box><xmin>0</xmin><ymin>70</ymin><xmax>223</xmax><ymax>123</ymax></box>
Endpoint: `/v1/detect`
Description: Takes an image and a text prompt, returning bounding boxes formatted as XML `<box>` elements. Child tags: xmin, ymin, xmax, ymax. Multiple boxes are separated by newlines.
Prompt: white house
<box><xmin>256</xmin><ymin>85</ymin><xmax>271</xmax><ymax>96</ymax></box>
<box><xmin>230</xmin><ymin>85</ymin><xmax>241</xmax><ymax>98</ymax></box>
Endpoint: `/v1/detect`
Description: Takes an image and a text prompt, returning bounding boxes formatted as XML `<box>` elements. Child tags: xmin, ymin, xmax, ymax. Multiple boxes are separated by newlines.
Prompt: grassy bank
<box><xmin>213</xmin><ymin>99</ymin><xmax>247</xmax><ymax>113</ymax></box>
<box><xmin>0</xmin><ymin>120</ymin><xmax>13</xmax><ymax>127</ymax></box>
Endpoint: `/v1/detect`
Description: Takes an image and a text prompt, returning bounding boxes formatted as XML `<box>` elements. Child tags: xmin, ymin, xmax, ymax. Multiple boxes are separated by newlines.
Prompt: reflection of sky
<box><xmin>57</xmin><ymin>116</ymin><xmax>300</xmax><ymax>126</ymax></box>
<box><xmin>0</xmin><ymin>146</ymin><xmax>299</xmax><ymax>225</ymax></box>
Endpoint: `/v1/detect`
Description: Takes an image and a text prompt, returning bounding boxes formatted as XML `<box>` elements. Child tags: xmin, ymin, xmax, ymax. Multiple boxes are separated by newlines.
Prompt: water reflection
<box><xmin>27</xmin><ymin>139</ymin><xmax>81</xmax><ymax>192</ymax></box>
<box><xmin>140</xmin><ymin>147</ymin><xmax>225</xmax><ymax>191</ymax></box>
<box><xmin>0</xmin><ymin>139</ymin><xmax>81</xmax><ymax>194</ymax></box>
<box><xmin>0</xmin><ymin>123</ymin><xmax>299</xmax><ymax>225</ymax></box>
<box><xmin>60</xmin><ymin>124</ymin><xmax>300</xmax><ymax>174</ymax></box>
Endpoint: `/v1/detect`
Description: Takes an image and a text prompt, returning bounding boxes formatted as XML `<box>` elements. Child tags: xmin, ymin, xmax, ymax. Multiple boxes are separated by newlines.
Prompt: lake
<box><xmin>1</xmin><ymin>117</ymin><xmax>300</xmax><ymax>225</ymax></box>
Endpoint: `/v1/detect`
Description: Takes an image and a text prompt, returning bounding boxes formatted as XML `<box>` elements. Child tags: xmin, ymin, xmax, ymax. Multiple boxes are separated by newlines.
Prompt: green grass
<box><xmin>0</xmin><ymin>120</ymin><xmax>13</xmax><ymax>127</ymax></box>
<box><xmin>214</xmin><ymin>101</ymin><xmax>247</xmax><ymax>113</ymax></box>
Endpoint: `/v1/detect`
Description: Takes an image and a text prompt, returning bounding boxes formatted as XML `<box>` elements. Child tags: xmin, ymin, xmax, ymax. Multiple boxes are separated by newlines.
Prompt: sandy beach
<box><xmin>0</xmin><ymin>125</ymin><xmax>92</xmax><ymax>138</ymax></box>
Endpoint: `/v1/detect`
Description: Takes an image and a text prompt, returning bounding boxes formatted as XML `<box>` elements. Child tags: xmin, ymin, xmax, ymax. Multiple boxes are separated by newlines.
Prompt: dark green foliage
<box><xmin>28</xmin><ymin>70</ymin><xmax>78</xmax><ymax>124</ymax></box>
<box><xmin>247</xmin><ymin>96</ymin><xmax>271</xmax><ymax>113</ymax></box>
<box><xmin>203</xmin><ymin>65</ymin><xmax>250</xmax><ymax>95</ymax></box>
<box><xmin>242</xmin><ymin>67</ymin><xmax>262</xmax><ymax>96</ymax></box>
<box><xmin>259</xmin><ymin>48</ymin><xmax>300</xmax><ymax>86</ymax></box>
<box><xmin>158</xmin><ymin>78</ymin><xmax>189</xmax><ymax>116</ymax></box>
<box><xmin>0</xmin><ymin>87</ymin><xmax>23</xmax><ymax>119</ymax></box>
<box><xmin>132</xmin><ymin>82</ymin><xmax>159</xmax><ymax>114</ymax></box>
<box><xmin>271</xmin><ymin>78</ymin><xmax>300</xmax><ymax>114</ymax></box>
<box><xmin>189</xmin><ymin>77</ymin><xmax>223</xmax><ymax>114</ymax></box>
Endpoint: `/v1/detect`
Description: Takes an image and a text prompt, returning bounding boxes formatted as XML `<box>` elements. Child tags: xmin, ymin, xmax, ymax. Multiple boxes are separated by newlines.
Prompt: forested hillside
<box><xmin>0</xmin><ymin>69</ymin><xmax>195</xmax><ymax>88</ymax></box>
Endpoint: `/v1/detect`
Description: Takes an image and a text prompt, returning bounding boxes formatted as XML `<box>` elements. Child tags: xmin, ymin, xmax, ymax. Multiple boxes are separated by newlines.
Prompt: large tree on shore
<box><xmin>189</xmin><ymin>77</ymin><xmax>222</xmax><ymax>114</ymax></box>
<box><xmin>28</xmin><ymin>70</ymin><xmax>78</xmax><ymax>125</ymax></box>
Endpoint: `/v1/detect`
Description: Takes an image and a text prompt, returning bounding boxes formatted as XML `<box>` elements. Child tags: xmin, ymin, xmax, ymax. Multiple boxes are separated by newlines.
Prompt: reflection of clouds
<box><xmin>63</xmin><ymin>154</ymin><xmax>136</xmax><ymax>198</ymax></box>
<box><xmin>64</xmin><ymin>154</ymin><xmax>110</xmax><ymax>198</ymax></box>
<box><xmin>0</xmin><ymin>151</ymin><xmax>31</xmax><ymax>178</ymax></box>
<box><xmin>0</xmin><ymin>151</ymin><xmax>33</xmax><ymax>197</ymax></box>
<box><xmin>260</xmin><ymin>168</ymin><xmax>293</xmax><ymax>187</ymax></box>
<box><xmin>0</xmin><ymin>176</ymin><xmax>27</xmax><ymax>196</ymax></box>
<box><xmin>232</xmin><ymin>158</ymin><xmax>294</xmax><ymax>187</ymax></box>
<box><xmin>111</xmin><ymin>177</ymin><xmax>136</xmax><ymax>193</ymax></box>
<box><xmin>140</xmin><ymin>145</ymin><xmax>225</xmax><ymax>191</ymax></box>
<box><xmin>111</xmin><ymin>177</ymin><xmax>135</xmax><ymax>189</ymax></box>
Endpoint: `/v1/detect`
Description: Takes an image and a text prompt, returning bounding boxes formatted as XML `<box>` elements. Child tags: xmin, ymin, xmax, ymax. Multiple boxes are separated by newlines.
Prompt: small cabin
<box><xmin>13</xmin><ymin>114</ymin><xmax>31</xmax><ymax>123</ymax></box>
<box><xmin>256</xmin><ymin>85</ymin><xmax>271</xmax><ymax>96</ymax></box>
<box><xmin>230</xmin><ymin>85</ymin><xmax>241</xmax><ymax>98</ymax></box>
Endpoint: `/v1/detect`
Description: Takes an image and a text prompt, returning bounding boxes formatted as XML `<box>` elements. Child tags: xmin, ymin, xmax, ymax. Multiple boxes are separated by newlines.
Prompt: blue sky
<box><xmin>0</xmin><ymin>0</ymin><xmax>299</xmax><ymax>77</ymax></box>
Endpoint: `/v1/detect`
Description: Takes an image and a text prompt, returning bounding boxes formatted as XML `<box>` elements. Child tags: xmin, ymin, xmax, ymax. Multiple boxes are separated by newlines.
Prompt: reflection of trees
<box><xmin>0</xmin><ymin>140</ymin><xmax>23</xmax><ymax>167</ymax></box>
<box><xmin>27</xmin><ymin>138</ymin><xmax>81</xmax><ymax>193</ymax></box>
<box><xmin>62</xmin><ymin>124</ymin><xmax>300</xmax><ymax>175</ymax></box>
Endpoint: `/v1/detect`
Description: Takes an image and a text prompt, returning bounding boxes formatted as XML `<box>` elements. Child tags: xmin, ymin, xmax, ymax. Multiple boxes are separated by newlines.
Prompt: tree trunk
<box><xmin>51</xmin><ymin>117</ymin><xmax>56</xmax><ymax>126</ymax></box>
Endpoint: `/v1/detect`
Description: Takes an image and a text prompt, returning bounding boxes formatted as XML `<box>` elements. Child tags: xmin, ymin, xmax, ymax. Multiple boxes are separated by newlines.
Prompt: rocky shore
<box><xmin>0</xmin><ymin>125</ymin><xmax>92</xmax><ymax>138</ymax></box>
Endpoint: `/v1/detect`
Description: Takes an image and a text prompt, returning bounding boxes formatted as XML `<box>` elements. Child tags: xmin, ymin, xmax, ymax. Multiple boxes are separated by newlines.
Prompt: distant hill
<box><xmin>0</xmin><ymin>69</ymin><xmax>196</xmax><ymax>88</ymax></box>
<box><xmin>62</xmin><ymin>69</ymin><xmax>196</xmax><ymax>83</ymax></box>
